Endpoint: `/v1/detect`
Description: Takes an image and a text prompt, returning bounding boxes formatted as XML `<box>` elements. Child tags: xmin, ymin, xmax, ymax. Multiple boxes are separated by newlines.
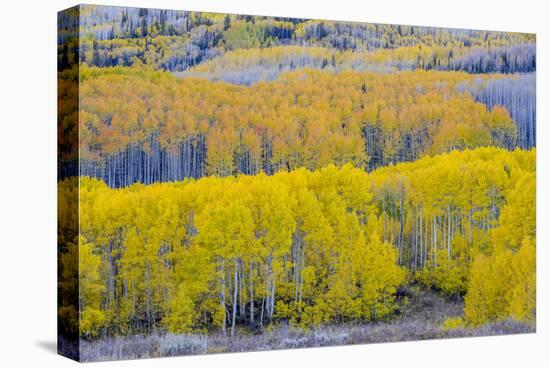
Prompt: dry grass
<box><xmin>76</xmin><ymin>286</ymin><xmax>535</xmax><ymax>362</ymax></box>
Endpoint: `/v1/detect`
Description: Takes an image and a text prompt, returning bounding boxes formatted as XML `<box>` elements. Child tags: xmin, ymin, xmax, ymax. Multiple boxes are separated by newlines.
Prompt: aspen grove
<box><xmin>57</xmin><ymin>6</ymin><xmax>536</xmax><ymax>356</ymax></box>
<box><xmin>58</xmin><ymin>147</ymin><xmax>535</xmax><ymax>338</ymax></box>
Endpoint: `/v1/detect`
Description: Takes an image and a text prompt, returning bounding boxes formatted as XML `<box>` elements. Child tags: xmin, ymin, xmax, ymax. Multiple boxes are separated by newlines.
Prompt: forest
<box><xmin>57</xmin><ymin>4</ymin><xmax>536</xmax><ymax>361</ymax></box>
<box><xmin>59</xmin><ymin>148</ymin><xmax>535</xmax><ymax>342</ymax></box>
<box><xmin>60</xmin><ymin>65</ymin><xmax>527</xmax><ymax>186</ymax></box>
<box><xmin>58</xmin><ymin>6</ymin><xmax>535</xmax><ymax>74</ymax></box>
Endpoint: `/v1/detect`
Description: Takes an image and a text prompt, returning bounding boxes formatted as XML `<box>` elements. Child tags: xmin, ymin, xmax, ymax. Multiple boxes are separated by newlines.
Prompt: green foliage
<box><xmin>222</xmin><ymin>21</ymin><xmax>273</xmax><ymax>50</ymax></box>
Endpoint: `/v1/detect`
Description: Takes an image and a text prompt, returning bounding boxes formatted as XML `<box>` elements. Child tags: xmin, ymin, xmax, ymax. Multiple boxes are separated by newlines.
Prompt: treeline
<box><xmin>77</xmin><ymin>36</ymin><xmax>535</xmax><ymax>75</ymax></box>
<box><xmin>69</xmin><ymin>5</ymin><xmax>534</xmax><ymax>49</ymax></box>
<box><xmin>58</xmin><ymin>5</ymin><xmax>535</xmax><ymax>50</ymax></box>
<box><xmin>68</xmin><ymin>66</ymin><xmax>518</xmax><ymax>187</ymax></box>
<box><xmin>57</xmin><ymin>147</ymin><xmax>535</xmax><ymax>339</ymax></box>
<box><xmin>58</xmin><ymin>5</ymin><xmax>535</xmax><ymax>73</ymax></box>
<box><xmin>184</xmin><ymin>44</ymin><xmax>535</xmax><ymax>85</ymax></box>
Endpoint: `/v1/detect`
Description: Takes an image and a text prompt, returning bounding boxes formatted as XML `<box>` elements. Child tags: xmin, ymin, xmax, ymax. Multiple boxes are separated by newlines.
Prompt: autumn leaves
<box><xmin>56</xmin><ymin>8</ymin><xmax>537</xmax><ymax>358</ymax></box>
<box><xmin>64</xmin><ymin>147</ymin><xmax>535</xmax><ymax>338</ymax></box>
<box><xmin>69</xmin><ymin>165</ymin><xmax>405</xmax><ymax>337</ymax></box>
<box><xmin>370</xmin><ymin>147</ymin><xmax>536</xmax><ymax>326</ymax></box>
<box><xmin>77</xmin><ymin>65</ymin><xmax>518</xmax><ymax>187</ymax></box>
<box><xmin>62</xmin><ymin>65</ymin><xmax>536</xmax><ymax>340</ymax></box>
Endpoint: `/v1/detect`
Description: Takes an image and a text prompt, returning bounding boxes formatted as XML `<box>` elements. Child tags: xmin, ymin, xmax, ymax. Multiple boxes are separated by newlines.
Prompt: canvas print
<box><xmin>57</xmin><ymin>4</ymin><xmax>536</xmax><ymax>362</ymax></box>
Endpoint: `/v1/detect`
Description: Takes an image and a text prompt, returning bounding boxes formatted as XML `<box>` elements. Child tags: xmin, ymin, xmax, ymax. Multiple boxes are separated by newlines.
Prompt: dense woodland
<box><xmin>58</xmin><ymin>5</ymin><xmax>536</xmax><ymax>351</ymax></box>
<box><xmin>60</xmin><ymin>66</ymin><xmax>522</xmax><ymax>186</ymax></box>
<box><xmin>58</xmin><ymin>148</ymin><xmax>535</xmax><ymax>338</ymax></box>
<box><xmin>58</xmin><ymin>6</ymin><xmax>535</xmax><ymax>74</ymax></box>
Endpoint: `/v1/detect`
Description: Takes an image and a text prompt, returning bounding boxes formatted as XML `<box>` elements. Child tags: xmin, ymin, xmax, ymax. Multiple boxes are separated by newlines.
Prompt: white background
<box><xmin>0</xmin><ymin>0</ymin><xmax>547</xmax><ymax>365</ymax></box>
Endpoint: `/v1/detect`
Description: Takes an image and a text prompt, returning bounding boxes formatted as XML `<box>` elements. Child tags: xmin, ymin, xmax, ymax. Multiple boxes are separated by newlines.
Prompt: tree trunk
<box><xmin>249</xmin><ymin>260</ymin><xmax>254</xmax><ymax>323</ymax></box>
<box><xmin>231</xmin><ymin>258</ymin><xmax>238</xmax><ymax>337</ymax></box>
<box><xmin>220</xmin><ymin>259</ymin><xmax>226</xmax><ymax>336</ymax></box>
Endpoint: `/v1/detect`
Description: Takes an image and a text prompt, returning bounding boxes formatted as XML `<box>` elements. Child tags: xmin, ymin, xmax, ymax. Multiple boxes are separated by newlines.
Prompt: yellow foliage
<box><xmin>75</xmin><ymin>66</ymin><xmax>516</xmax><ymax>174</ymax></box>
<box><xmin>465</xmin><ymin>238</ymin><xmax>535</xmax><ymax>326</ymax></box>
<box><xmin>164</xmin><ymin>286</ymin><xmax>195</xmax><ymax>334</ymax></box>
<box><xmin>464</xmin><ymin>167</ymin><xmax>536</xmax><ymax>326</ymax></box>
<box><xmin>442</xmin><ymin>317</ymin><xmax>466</xmax><ymax>330</ymax></box>
<box><xmin>68</xmin><ymin>147</ymin><xmax>535</xmax><ymax>335</ymax></box>
<box><xmin>80</xmin><ymin>308</ymin><xmax>106</xmax><ymax>338</ymax></box>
